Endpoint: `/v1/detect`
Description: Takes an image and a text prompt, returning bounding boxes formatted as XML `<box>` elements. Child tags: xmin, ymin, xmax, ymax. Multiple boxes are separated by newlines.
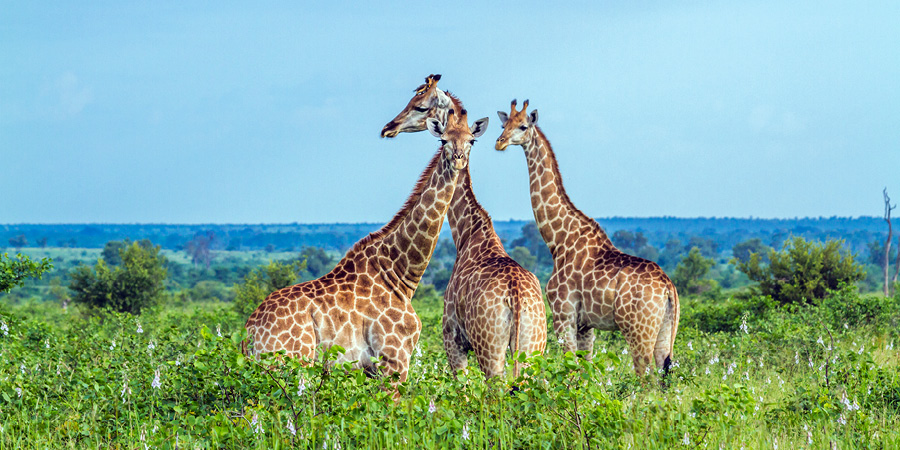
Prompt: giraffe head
<box><xmin>494</xmin><ymin>99</ymin><xmax>538</xmax><ymax>151</ymax></box>
<box><xmin>426</xmin><ymin>109</ymin><xmax>489</xmax><ymax>171</ymax></box>
<box><xmin>381</xmin><ymin>74</ymin><xmax>453</xmax><ymax>138</ymax></box>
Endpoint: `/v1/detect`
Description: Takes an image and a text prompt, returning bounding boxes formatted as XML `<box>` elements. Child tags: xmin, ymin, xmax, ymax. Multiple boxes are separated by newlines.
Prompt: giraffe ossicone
<box><xmin>496</xmin><ymin>99</ymin><xmax>680</xmax><ymax>377</ymax></box>
<box><xmin>383</xmin><ymin>76</ymin><xmax>547</xmax><ymax>379</ymax></box>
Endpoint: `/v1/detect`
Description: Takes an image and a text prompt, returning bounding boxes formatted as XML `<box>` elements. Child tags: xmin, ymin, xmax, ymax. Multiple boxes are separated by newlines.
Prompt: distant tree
<box><xmin>732</xmin><ymin>238</ymin><xmax>770</xmax><ymax>264</ymax></box>
<box><xmin>37</xmin><ymin>237</ymin><xmax>48</xmax><ymax>248</ymax></box>
<box><xmin>48</xmin><ymin>276</ymin><xmax>70</xmax><ymax>309</ymax></box>
<box><xmin>300</xmin><ymin>246</ymin><xmax>334</xmax><ymax>278</ymax></box>
<box><xmin>433</xmin><ymin>239</ymin><xmax>457</xmax><ymax>261</ymax></box>
<box><xmin>102</xmin><ymin>239</ymin><xmax>152</xmax><ymax>266</ymax></box>
<box><xmin>430</xmin><ymin>268</ymin><xmax>453</xmax><ymax>292</ymax></box>
<box><xmin>509</xmin><ymin>246</ymin><xmax>538</xmax><ymax>273</ymax></box>
<box><xmin>69</xmin><ymin>241</ymin><xmax>167</xmax><ymax>314</ymax></box>
<box><xmin>672</xmin><ymin>247</ymin><xmax>717</xmax><ymax>295</ymax></box>
<box><xmin>866</xmin><ymin>240</ymin><xmax>896</xmax><ymax>268</ymax></box>
<box><xmin>612</xmin><ymin>230</ymin><xmax>648</xmax><ymax>253</ymax></box>
<box><xmin>0</xmin><ymin>253</ymin><xmax>53</xmax><ymax>293</ymax></box>
<box><xmin>735</xmin><ymin>236</ymin><xmax>865</xmax><ymax>305</ymax></box>
<box><xmin>687</xmin><ymin>236</ymin><xmax>719</xmax><ymax>259</ymax></box>
<box><xmin>233</xmin><ymin>259</ymin><xmax>306</xmax><ymax>318</ymax></box>
<box><xmin>884</xmin><ymin>188</ymin><xmax>896</xmax><ymax>296</ymax></box>
<box><xmin>264</xmin><ymin>244</ymin><xmax>275</xmax><ymax>253</ymax></box>
<box><xmin>185</xmin><ymin>231</ymin><xmax>217</xmax><ymax>269</ymax></box>
<box><xmin>8</xmin><ymin>235</ymin><xmax>27</xmax><ymax>250</ymax></box>
<box><xmin>411</xmin><ymin>283</ymin><xmax>441</xmax><ymax>308</ymax></box>
<box><xmin>510</xmin><ymin>222</ymin><xmax>552</xmax><ymax>269</ymax></box>
<box><xmin>658</xmin><ymin>239</ymin><xmax>685</xmax><ymax>269</ymax></box>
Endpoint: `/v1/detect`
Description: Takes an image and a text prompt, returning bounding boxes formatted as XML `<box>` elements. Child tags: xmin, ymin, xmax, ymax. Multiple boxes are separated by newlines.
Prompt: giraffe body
<box><xmin>442</xmin><ymin>167</ymin><xmax>547</xmax><ymax>377</ymax></box>
<box><xmin>246</xmin><ymin>147</ymin><xmax>459</xmax><ymax>382</ymax></box>
<box><xmin>383</xmin><ymin>75</ymin><xmax>546</xmax><ymax>378</ymax></box>
<box><xmin>496</xmin><ymin>100</ymin><xmax>679</xmax><ymax>375</ymax></box>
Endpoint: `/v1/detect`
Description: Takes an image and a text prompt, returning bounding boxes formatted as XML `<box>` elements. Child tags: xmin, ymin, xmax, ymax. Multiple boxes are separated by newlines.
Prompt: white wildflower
<box><xmin>683</xmin><ymin>433</ymin><xmax>690</xmax><ymax>445</ymax></box>
<box><xmin>216</xmin><ymin>325</ymin><xmax>222</xmax><ymax>338</ymax></box>
<box><xmin>807</xmin><ymin>430</ymin><xmax>813</xmax><ymax>445</ymax></box>
<box><xmin>251</xmin><ymin>412</ymin><xmax>263</xmax><ymax>434</ymax></box>
<box><xmin>622</xmin><ymin>347</ymin><xmax>628</xmax><ymax>355</ymax></box>
<box><xmin>461</xmin><ymin>423</ymin><xmax>470</xmax><ymax>440</ymax></box>
<box><xmin>45</xmin><ymin>339</ymin><xmax>50</xmax><ymax>349</ymax></box>
<box><xmin>687</xmin><ymin>341</ymin><xmax>693</xmax><ymax>351</ymax></box>
<box><xmin>857</xmin><ymin>346</ymin><xmax>864</xmax><ymax>355</ymax></box>
<box><xmin>136</xmin><ymin>322</ymin><xmax>143</xmax><ymax>334</ymax></box>
<box><xmin>428</xmin><ymin>399</ymin><xmax>436</xmax><ymax>414</ymax></box>
<box><xmin>837</xmin><ymin>414</ymin><xmax>846</xmax><ymax>426</ymax></box>
<box><xmin>606</xmin><ymin>378</ymin><xmax>612</xmax><ymax>386</ymax></box>
<box><xmin>120</xmin><ymin>380</ymin><xmax>131</xmax><ymax>400</ymax></box>
<box><xmin>151</xmin><ymin>369</ymin><xmax>161</xmax><ymax>390</ymax></box>
<box><xmin>20</xmin><ymin>363</ymin><xmax>25</xmax><ymax>374</ymax></box>
<box><xmin>15</xmin><ymin>387</ymin><xmax>22</xmax><ymax>398</ymax></box>
<box><xmin>600</xmin><ymin>347</ymin><xmax>607</xmax><ymax>354</ymax></box>
<box><xmin>808</xmin><ymin>357</ymin><xmax>814</xmax><ymax>368</ymax></box>
<box><xmin>557</xmin><ymin>337</ymin><xmax>564</xmax><ymax>345</ymax></box>
<box><xmin>109</xmin><ymin>340</ymin><xmax>116</xmax><ymax>351</ymax></box>
<box><xmin>795</xmin><ymin>351</ymin><xmax>799</xmax><ymax>365</ymax></box>
<box><xmin>705</xmin><ymin>367</ymin><xmax>711</xmax><ymax>375</ymax></box>
<box><xmin>147</xmin><ymin>341</ymin><xmax>156</xmax><ymax>351</ymax></box>
<box><xmin>739</xmin><ymin>318</ymin><xmax>749</xmax><ymax>334</ymax></box>
<box><xmin>297</xmin><ymin>377</ymin><xmax>306</xmax><ymax>396</ymax></box>
<box><xmin>816</xmin><ymin>336</ymin><xmax>824</xmax><ymax>346</ymax></box>
<box><xmin>286</xmin><ymin>418</ymin><xmax>296</xmax><ymax>436</ymax></box>
<box><xmin>773</xmin><ymin>437</ymin><xmax>778</xmax><ymax>450</ymax></box>
<box><xmin>0</xmin><ymin>321</ymin><xmax>8</xmax><ymax>336</ymax></box>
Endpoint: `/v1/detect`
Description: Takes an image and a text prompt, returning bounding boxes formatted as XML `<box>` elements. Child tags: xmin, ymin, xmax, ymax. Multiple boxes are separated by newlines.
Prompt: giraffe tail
<box><xmin>511</xmin><ymin>278</ymin><xmax>522</xmax><ymax>379</ymax></box>
<box><xmin>660</xmin><ymin>281</ymin><xmax>680</xmax><ymax>376</ymax></box>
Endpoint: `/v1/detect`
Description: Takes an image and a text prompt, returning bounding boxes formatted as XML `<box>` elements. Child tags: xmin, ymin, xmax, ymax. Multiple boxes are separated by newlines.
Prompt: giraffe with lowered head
<box><xmin>245</xmin><ymin>108</ymin><xmax>486</xmax><ymax>386</ymax></box>
<box><xmin>495</xmin><ymin>99</ymin><xmax>680</xmax><ymax>376</ymax></box>
<box><xmin>382</xmin><ymin>75</ymin><xmax>546</xmax><ymax>378</ymax></box>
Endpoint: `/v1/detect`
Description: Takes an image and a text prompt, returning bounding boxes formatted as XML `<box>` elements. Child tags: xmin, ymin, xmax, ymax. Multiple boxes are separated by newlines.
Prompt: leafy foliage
<box><xmin>732</xmin><ymin>238</ymin><xmax>770</xmax><ymax>264</ymax></box>
<box><xmin>673</xmin><ymin>247</ymin><xmax>717</xmax><ymax>295</ymax></box>
<box><xmin>233</xmin><ymin>260</ymin><xmax>306</xmax><ymax>318</ymax></box>
<box><xmin>0</xmin><ymin>253</ymin><xmax>53</xmax><ymax>293</ymax></box>
<box><xmin>735</xmin><ymin>236</ymin><xmax>866</xmax><ymax>305</ymax></box>
<box><xmin>68</xmin><ymin>241</ymin><xmax>167</xmax><ymax>314</ymax></box>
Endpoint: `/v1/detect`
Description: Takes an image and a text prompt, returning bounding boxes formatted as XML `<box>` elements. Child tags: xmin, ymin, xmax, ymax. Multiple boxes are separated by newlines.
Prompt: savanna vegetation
<box><xmin>2</xmin><ymin>218</ymin><xmax>899</xmax><ymax>448</ymax></box>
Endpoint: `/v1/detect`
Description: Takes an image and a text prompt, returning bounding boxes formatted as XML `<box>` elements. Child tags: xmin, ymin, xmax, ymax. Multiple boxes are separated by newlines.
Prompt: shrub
<box><xmin>673</xmin><ymin>247</ymin><xmax>718</xmax><ymax>295</ymax></box>
<box><xmin>0</xmin><ymin>253</ymin><xmax>53</xmax><ymax>293</ymax></box>
<box><xmin>734</xmin><ymin>236</ymin><xmax>865</xmax><ymax>305</ymax></box>
<box><xmin>233</xmin><ymin>260</ymin><xmax>305</xmax><ymax>318</ymax></box>
<box><xmin>68</xmin><ymin>241</ymin><xmax>167</xmax><ymax>314</ymax></box>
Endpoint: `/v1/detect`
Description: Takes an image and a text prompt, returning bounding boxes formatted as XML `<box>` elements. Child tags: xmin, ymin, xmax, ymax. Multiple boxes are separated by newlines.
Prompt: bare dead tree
<box><xmin>884</xmin><ymin>188</ymin><xmax>896</xmax><ymax>296</ymax></box>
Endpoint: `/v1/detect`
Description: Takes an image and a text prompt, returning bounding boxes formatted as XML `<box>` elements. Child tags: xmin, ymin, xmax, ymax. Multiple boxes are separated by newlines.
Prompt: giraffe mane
<box><xmin>349</xmin><ymin>149</ymin><xmax>444</xmax><ymax>251</ymax></box>
<box><xmin>533</xmin><ymin>125</ymin><xmax>613</xmax><ymax>247</ymax></box>
<box><xmin>442</xmin><ymin>94</ymin><xmax>493</xmax><ymax>228</ymax></box>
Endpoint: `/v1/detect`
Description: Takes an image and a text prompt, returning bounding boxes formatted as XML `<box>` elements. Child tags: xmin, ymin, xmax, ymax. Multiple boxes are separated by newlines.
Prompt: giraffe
<box><xmin>382</xmin><ymin>75</ymin><xmax>547</xmax><ymax>378</ymax></box>
<box><xmin>495</xmin><ymin>99</ymin><xmax>680</xmax><ymax>376</ymax></box>
<box><xmin>244</xmin><ymin>109</ymin><xmax>485</xmax><ymax>385</ymax></box>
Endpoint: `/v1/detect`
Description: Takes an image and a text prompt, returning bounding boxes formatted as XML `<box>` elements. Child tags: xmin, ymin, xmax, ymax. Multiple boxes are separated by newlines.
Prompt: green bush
<box><xmin>68</xmin><ymin>241</ymin><xmax>167</xmax><ymax>314</ymax></box>
<box><xmin>673</xmin><ymin>247</ymin><xmax>718</xmax><ymax>295</ymax></box>
<box><xmin>233</xmin><ymin>260</ymin><xmax>305</xmax><ymax>318</ymax></box>
<box><xmin>0</xmin><ymin>253</ymin><xmax>52</xmax><ymax>293</ymax></box>
<box><xmin>735</xmin><ymin>236</ymin><xmax>865</xmax><ymax>305</ymax></box>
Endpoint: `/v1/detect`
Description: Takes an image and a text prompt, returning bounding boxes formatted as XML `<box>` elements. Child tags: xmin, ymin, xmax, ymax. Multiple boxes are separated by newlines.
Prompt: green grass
<box><xmin>1</xmin><ymin>292</ymin><xmax>899</xmax><ymax>449</ymax></box>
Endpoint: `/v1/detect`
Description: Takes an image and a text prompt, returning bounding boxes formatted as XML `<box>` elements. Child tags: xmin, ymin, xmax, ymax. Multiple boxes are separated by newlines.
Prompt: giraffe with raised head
<box><xmin>244</xmin><ymin>109</ymin><xmax>485</xmax><ymax>385</ymax></box>
<box><xmin>383</xmin><ymin>75</ymin><xmax>546</xmax><ymax>378</ymax></box>
<box><xmin>495</xmin><ymin>99</ymin><xmax>680</xmax><ymax>376</ymax></box>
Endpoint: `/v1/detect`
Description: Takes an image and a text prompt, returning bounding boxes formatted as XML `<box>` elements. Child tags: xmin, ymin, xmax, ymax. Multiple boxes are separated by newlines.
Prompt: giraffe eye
<box><xmin>469</xmin><ymin>139</ymin><xmax>476</xmax><ymax>145</ymax></box>
<box><xmin>413</xmin><ymin>106</ymin><xmax>429</xmax><ymax>112</ymax></box>
<box><xmin>440</xmin><ymin>139</ymin><xmax>447</xmax><ymax>146</ymax></box>
<box><xmin>519</xmin><ymin>125</ymin><xmax>527</xmax><ymax>131</ymax></box>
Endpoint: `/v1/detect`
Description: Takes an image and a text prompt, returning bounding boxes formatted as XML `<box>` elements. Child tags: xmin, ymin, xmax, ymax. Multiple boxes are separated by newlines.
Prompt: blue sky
<box><xmin>2</xmin><ymin>1</ymin><xmax>898</xmax><ymax>223</ymax></box>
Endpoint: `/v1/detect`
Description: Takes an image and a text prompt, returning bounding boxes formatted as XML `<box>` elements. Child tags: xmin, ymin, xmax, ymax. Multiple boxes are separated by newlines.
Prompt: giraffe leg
<box><xmin>442</xmin><ymin>303</ymin><xmax>469</xmax><ymax>375</ymax></box>
<box><xmin>548</xmin><ymin>282</ymin><xmax>578</xmax><ymax>355</ymax></box>
<box><xmin>576</xmin><ymin>326</ymin><xmax>596</xmax><ymax>360</ymax></box>
<box><xmin>512</xmin><ymin>299</ymin><xmax>548</xmax><ymax>378</ymax></box>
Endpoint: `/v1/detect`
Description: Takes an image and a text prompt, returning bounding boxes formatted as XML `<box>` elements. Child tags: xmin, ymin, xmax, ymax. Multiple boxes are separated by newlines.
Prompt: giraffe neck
<box><xmin>447</xmin><ymin>166</ymin><xmax>503</xmax><ymax>252</ymax></box>
<box><xmin>521</xmin><ymin>126</ymin><xmax>613</xmax><ymax>255</ymax></box>
<box><xmin>374</xmin><ymin>149</ymin><xmax>458</xmax><ymax>297</ymax></box>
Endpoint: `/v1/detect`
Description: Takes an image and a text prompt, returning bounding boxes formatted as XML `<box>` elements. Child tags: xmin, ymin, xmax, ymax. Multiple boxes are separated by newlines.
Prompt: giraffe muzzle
<box><xmin>495</xmin><ymin>138</ymin><xmax>509</xmax><ymax>151</ymax></box>
<box><xmin>381</xmin><ymin>121</ymin><xmax>400</xmax><ymax>138</ymax></box>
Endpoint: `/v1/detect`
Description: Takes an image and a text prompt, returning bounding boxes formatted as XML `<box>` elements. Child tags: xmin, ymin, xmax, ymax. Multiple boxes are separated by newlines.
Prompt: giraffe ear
<box><xmin>425</xmin><ymin>117</ymin><xmax>444</xmax><ymax>138</ymax></box>
<box><xmin>528</xmin><ymin>109</ymin><xmax>538</xmax><ymax>126</ymax></box>
<box><xmin>471</xmin><ymin>117</ymin><xmax>489</xmax><ymax>138</ymax></box>
<box><xmin>497</xmin><ymin>111</ymin><xmax>508</xmax><ymax>126</ymax></box>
